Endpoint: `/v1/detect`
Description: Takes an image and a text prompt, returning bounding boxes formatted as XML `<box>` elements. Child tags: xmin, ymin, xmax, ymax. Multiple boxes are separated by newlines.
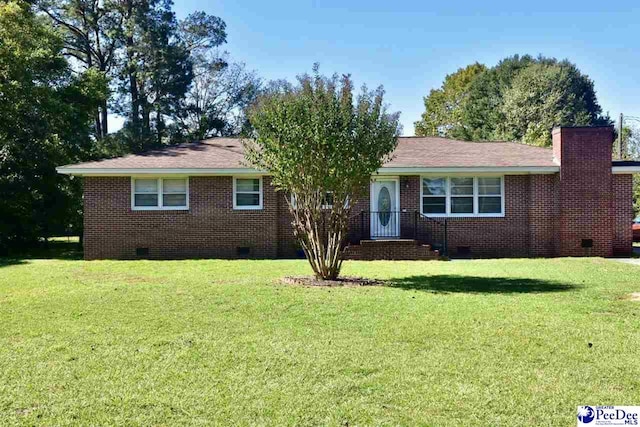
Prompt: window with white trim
<box><xmin>290</xmin><ymin>191</ymin><xmax>336</xmax><ymax>209</ymax></box>
<box><xmin>422</xmin><ymin>177</ymin><xmax>447</xmax><ymax>214</ymax></box>
<box><xmin>450</xmin><ymin>177</ymin><xmax>474</xmax><ymax>214</ymax></box>
<box><xmin>132</xmin><ymin>177</ymin><xmax>188</xmax><ymax>210</ymax></box>
<box><xmin>478</xmin><ymin>177</ymin><xmax>502</xmax><ymax>214</ymax></box>
<box><xmin>234</xmin><ymin>177</ymin><xmax>263</xmax><ymax>209</ymax></box>
<box><xmin>322</xmin><ymin>192</ymin><xmax>334</xmax><ymax>209</ymax></box>
<box><xmin>421</xmin><ymin>176</ymin><xmax>504</xmax><ymax>217</ymax></box>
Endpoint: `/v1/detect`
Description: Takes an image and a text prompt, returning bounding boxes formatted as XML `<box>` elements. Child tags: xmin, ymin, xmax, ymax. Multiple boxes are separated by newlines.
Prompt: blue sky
<box><xmin>145</xmin><ymin>0</ymin><xmax>640</xmax><ymax>135</ymax></box>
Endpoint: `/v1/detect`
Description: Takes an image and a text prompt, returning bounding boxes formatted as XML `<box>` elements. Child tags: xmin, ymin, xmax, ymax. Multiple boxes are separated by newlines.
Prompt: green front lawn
<box><xmin>1</xmin><ymin>258</ymin><xmax>639</xmax><ymax>425</ymax></box>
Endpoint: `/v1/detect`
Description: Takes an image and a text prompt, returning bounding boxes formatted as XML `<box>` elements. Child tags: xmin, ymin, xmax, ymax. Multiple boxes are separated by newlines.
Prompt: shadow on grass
<box><xmin>0</xmin><ymin>258</ymin><xmax>26</xmax><ymax>268</ymax></box>
<box><xmin>388</xmin><ymin>275</ymin><xmax>576</xmax><ymax>294</ymax></box>
<box><xmin>0</xmin><ymin>242</ymin><xmax>82</xmax><ymax>266</ymax></box>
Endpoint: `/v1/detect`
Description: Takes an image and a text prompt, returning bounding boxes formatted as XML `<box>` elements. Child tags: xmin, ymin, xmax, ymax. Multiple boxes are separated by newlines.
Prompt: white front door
<box><xmin>370</xmin><ymin>178</ymin><xmax>400</xmax><ymax>239</ymax></box>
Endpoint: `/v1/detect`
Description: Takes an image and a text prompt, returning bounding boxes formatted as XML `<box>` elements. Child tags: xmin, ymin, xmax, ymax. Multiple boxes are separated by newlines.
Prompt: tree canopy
<box><xmin>413</xmin><ymin>63</ymin><xmax>486</xmax><ymax>139</ymax></box>
<box><xmin>0</xmin><ymin>1</ymin><xmax>106</xmax><ymax>250</ymax></box>
<box><xmin>414</xmin><ymin>55</ymin><xmax>611</xmax><ymax>145</ymax></box>
<box><xmin>36</xmin><ymin>0</ymin><xmax>257</xmax><ymax>151</ymax></box>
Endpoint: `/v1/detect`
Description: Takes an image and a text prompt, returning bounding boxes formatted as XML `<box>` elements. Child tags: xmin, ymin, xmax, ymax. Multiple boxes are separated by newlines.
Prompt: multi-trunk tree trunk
<box><xmin>289</xmin><ymin>192</ymin><xmax>350</xmax><ymax>280</ymax></box>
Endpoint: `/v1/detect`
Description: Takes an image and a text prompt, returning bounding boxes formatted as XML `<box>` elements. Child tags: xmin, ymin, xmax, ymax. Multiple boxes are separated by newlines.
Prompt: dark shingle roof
<box><xmin>386</xmin><ymin>136</ymin><xmax>556</xmax><ymax>168</ymax></box>
<box><xmin>58</xmin><ymin>136</ymin><xmax>559</xmax><ymax>171</ymax></box>
<box><xmin>64</xmin><ymin>138</ymin><xmax>246</xmax><ymax>170</ymax></box>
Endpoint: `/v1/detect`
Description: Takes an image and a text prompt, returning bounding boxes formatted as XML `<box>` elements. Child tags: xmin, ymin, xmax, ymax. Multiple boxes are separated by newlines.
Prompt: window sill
<box><xmin>132</xmin><ymin>206</ymin><xmax>189</xmax><ymax>211</ymax></box>
<box><xmin>421</xmin><ymin>213</ymin><xmax>505</xmax><ymax>218</ymax></box>
<box><xmin>233</xmin><ymin>206</ymin><xmax>263</xmax><ymax>211</ymax></box>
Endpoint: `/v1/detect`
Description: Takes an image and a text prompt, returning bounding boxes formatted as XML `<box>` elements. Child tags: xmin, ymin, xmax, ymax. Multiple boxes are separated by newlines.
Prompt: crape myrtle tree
<box><xmin>244</xmin><ymin>66</ymin><xmax>400</xmax><ymax>280</ymax></box>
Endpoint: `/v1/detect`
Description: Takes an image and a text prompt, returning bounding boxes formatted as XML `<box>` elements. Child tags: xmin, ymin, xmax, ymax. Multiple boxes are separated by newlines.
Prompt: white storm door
<box><xmin>370</xmin><ymin>178</ymin><xmax>400</xmax><ymax>239</ymax></box>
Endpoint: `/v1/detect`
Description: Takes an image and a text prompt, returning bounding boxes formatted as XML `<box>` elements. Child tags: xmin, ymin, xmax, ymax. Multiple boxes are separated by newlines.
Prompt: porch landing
<box><xmin>343</xmin><ymin>239</ymin><xmax>440</xmax><ymax>261</ymax></box>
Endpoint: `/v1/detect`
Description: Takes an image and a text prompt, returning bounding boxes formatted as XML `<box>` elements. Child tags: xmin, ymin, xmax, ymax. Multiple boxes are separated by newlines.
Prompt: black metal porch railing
<box><xmin>347</xmin><ymin>210</ymin><xmax>448</xmax><ymax>255</ymax></box>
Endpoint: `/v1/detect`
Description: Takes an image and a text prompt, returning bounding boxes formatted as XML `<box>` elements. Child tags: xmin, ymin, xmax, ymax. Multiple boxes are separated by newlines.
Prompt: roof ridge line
<box><xmin>398</xmin><ymin>135</ymin><xmax>528</xmax><ymax>144</ymax></box>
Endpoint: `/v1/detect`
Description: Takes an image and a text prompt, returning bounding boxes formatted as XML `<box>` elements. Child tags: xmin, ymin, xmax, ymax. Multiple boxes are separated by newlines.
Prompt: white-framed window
<box><xmin>450</xmin><ymin>177</ymin><xmax>474</xmax><ymax>214</ymax></box>
<box><xmin>290</xmin><ymin>191</ymin><xmax>337</xmax><ymax>209</ymax></box>
<box><xmin>420</xmin><ymin>176</ymin><xmax>504</xmax><ymax>217</ymax></box>
<box><xmin>233</xmin><ymin>177</ymin><xmax>263</xmax><ymax>210</ymax></box>
<box><xmin>321</xmin><ymin>192</ymin><xmax>334</xmax><ymax>209</ymax></box>
<box><xmin>422</xmin><ymin>177</ymin><xmax>447</xmax><ymax>214</ymax></box>
<box><xmin>477</xmin><ymin>177</ymin><xmax>503</xmax><ymax>214</ymax></box>
<box><xmin>131</xmin><ymin>177</ymin><xmax>189</xmax><ymax>210</ymax></box>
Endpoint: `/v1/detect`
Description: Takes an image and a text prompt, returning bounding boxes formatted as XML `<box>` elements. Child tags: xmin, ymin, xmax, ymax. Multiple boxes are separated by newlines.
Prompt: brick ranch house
<box><xmin>57</xmin><ymin>126</ymin><xmax>640</xmax><ymax>260</ymax></box>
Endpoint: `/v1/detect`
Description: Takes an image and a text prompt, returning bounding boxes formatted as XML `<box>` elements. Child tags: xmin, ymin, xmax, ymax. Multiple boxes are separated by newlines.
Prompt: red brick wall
<box><xmin>84</xmin><ymin>176</ymin><xmax>279</xmax><ymax>259</ymax></box>
<box><xmin>553</xmin><ymin>127</ymin><xmax>614</xmax><ymax>257</ymax></box>
<box><xmin>529</xmin><ymin>174</ymin><xmax>560</xmax><ymax>257</ymax></box>
<box><xmin>276</xmin><ymin>192</ymin><xmax>298</xmax><ymax>257</ymax></box>
<box><xmin>612</xmin><ymin>174</ymin><xmax>634</xmax><ymax>255</ymax></box>
<box><xmin>343</xmin><ymin>239</ymin><xmax>439</xmax><ymax>260</ymax></box>
<box><xmin>442</xmin><ymin>175</ymin><xmax>530</xmax><ymax>257</ymax></box>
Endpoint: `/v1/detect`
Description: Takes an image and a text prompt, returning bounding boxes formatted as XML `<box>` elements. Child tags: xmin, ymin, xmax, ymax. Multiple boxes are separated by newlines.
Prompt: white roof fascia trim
<box><xmin>57</xmin><ymin>165</ymin><xmax>639</xmax><ymax>176</ymax></box>
<box><xmin>56</xmin><ymin>167</ymin><xmax>264</xmax><ymax>176</ymax></box>
<box><xmin>375</xmin><ymin>166</ymin><xmax>560</xmax><ymax>174</ymax></box>
<box><xmin>57</xmin><ymin>165</ymin><xmax>562</xmax><ymax>176</ymax></box>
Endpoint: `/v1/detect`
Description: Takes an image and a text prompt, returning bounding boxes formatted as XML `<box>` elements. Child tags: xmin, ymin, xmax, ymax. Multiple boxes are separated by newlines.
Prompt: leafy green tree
<box><xmin>416</xmin><ymin>55</ymin><xmax>610</xmax><ymax>145</ymax></box>
<box><xmin>498</xmin><ymin>61</ymin><xmax>606</xmax><ymax>146</ymax></box>
<box><xmin>36</xmin><ymin>0</ymin><xmax>122</xmax><ymax>139</ymax></box>
<box><xmin>115</xmin><ymin>3</ymin><xmax>227</xmax><ymax>150</ymax></box>
<box><xmin>115</xmin><ymin>0</ymin><xmax>189</xmax><ymax>149</ymax></box>
<box><xmin>620</xmin><ymin>125</ymin><xmax>640</xmax><ymax>160</ymax></box>
<box><xmin>172</xmin><ymin>56</ymin><xmax>260</xmax><ymax>140</ymax></box>
<box><xmin>38</xmin><ymin>1</ymin><xmax>231</xmax><ymax>150</ymax></box>
<box><xmin>178</xmin><ymin>11</ymin><xmax>227</xmax><ymax>54</ymax></box>
<box><xmin>460</xmin><ymin>55</ymin><xmax>539</xmax><ymax>141</ymax></box>
<box><xmin>414</xmin><ymin>63</ymin><xmax>486</xmax><ymax>138</ymax></box>
<box><xmin>0</xmin><ymin>1</ymin><xmax>105</xmax><ymax>251</ymax></box>
<box><xmin>172</xmin><ymin>10</ymin><xmax>255</xmax><ymax>141</ymax></box>
<box><xmin>245</xmin><ymin>67</ymin><xmax>400</xmax><ymax>280</ymax></box>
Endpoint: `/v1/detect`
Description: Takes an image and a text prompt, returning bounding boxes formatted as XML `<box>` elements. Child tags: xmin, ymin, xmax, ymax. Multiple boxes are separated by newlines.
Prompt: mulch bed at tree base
<box><xmin>281</xmin><ymin>276</ymin><xmax>385</xmax><ymax>287</ymax></box>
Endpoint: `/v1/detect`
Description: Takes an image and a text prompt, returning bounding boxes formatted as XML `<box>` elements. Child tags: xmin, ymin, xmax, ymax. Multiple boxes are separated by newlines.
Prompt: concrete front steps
<box><xmin>343</xmin><ymin>239</ymin><xmax>440</xmax><ymax>261</ymax></box>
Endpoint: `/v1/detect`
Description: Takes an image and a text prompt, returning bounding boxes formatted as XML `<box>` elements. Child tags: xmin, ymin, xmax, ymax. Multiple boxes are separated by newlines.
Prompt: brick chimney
<box><xmin>552</xmin><ymin>126</ymin><xmax>614</xmax><ymax>257</ymax></box>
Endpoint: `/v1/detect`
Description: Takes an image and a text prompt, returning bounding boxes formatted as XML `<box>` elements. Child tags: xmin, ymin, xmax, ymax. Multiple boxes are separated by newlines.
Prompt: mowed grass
<box><xmin>0</xmin><ymin>257</ymin><xmax>639</xmax><ymax>426</ymax></box>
